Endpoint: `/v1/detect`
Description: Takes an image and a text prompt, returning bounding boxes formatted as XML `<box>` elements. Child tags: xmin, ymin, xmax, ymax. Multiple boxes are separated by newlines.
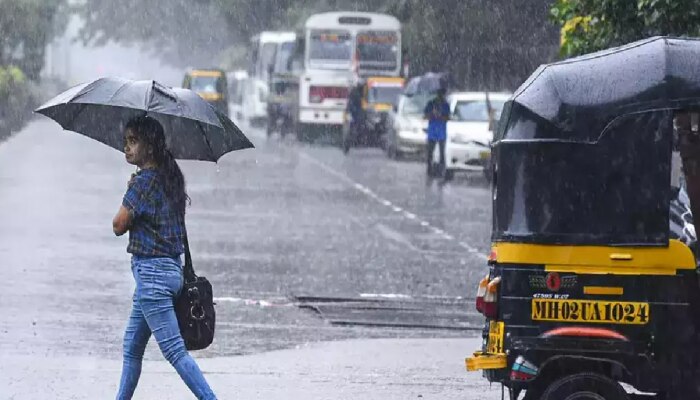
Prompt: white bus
<box><xmin>296</xmin><ymin>12</ymin><xmax>402</xmax><ymax>135</ymax></box>
<box><xmin>244</xmin><ymin>31</ymin><xmax>296</xmax><ymax>126</ymax></box>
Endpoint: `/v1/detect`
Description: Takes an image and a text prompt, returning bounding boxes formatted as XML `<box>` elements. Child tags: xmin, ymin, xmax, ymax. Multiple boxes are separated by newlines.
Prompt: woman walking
<box><xmin>112</xmin><ymin>115</ymin><xmax>217</xmax><ymax>400</ymax></box>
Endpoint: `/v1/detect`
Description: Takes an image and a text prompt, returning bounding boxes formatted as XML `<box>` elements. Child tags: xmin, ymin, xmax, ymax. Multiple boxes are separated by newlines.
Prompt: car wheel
<box><xmin>540</xmin><ymin>373</ymin><xmax>628</xmax><ymax>400</ymax></box>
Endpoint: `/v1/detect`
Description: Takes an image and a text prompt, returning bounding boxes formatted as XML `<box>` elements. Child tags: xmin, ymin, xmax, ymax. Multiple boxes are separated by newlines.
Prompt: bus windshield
<box><xmin>260</xmin><ymin>42</ymin><xmax>277</xmax><ymax>78</ymax></box>
<box><xmin>357</xmin><ymin>31</ymin><xmax>399</xmax><ymax>71</ymax></box>
<box><xmin>309</xmin><ymin>30</ymin><xmax>352</xmax><ymax>65</ymax></box>
<box><xmin>273</xmin><ymin>41</ymin><xmax>296</xmax><ymax>74</ymax></box>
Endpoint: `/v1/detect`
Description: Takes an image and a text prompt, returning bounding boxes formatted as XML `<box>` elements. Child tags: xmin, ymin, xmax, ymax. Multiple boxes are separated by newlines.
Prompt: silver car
<box><xmin>383</xmin><ymin>93</ymin><xmax>430</xmax><ymax>159</ymax></box>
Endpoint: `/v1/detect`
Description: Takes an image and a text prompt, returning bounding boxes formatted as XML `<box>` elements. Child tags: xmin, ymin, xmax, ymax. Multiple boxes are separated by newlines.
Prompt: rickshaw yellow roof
<box><xmin>189</xmin><ymin>70</ymin><xmax>224</xmax><ymax>78</ymax></box>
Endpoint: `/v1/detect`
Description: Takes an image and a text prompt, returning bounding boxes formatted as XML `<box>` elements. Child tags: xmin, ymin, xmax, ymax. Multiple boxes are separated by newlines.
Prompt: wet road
<box><xmin>0</xmin><ymin>117</ymin><xmax>492</xmax><ymax>361</ymax></box>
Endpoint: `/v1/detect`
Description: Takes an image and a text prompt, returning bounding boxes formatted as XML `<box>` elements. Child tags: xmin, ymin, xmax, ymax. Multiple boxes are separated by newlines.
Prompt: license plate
<box><xmin>479</xmin><ymin>151</ymin><xmax>490</xmax><ymax>160</ymax></box>
<box><xmin>531</xmin><ymin>299</ymin><xmax>650</xmax><ymax>325</ymax></box>
<box><xmin>486</xmin><ymin>321</ymin><xmax>505</xmax><ymax>353</ymax></box>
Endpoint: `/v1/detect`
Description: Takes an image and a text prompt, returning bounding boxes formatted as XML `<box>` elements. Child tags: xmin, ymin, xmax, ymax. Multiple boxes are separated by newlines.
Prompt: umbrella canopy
<box><xmin>36</xmin><ymin>77</ymin><xmax>254</xmax><ymax>161</ymax></box>
<box><xmin>403</xmin><ymin>72</ymin><xmax>448</xmax><ymax>97</ymax></box>
<box><xmin>507</xmin><ymin>36</ymin><xmax>700</xmax><ymax>143</ymax></box>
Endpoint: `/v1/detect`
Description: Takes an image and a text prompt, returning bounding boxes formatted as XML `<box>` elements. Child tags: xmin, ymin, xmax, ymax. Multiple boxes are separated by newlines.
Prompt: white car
<box><xmin>383</xmin><ymin>94</ymin><xmax>430</xmax><ymax>159</ymax></box>
<box><xmin>445</xmin><ymin>92</ymin><xmax>510</xmax><ymax>179</ymax></box>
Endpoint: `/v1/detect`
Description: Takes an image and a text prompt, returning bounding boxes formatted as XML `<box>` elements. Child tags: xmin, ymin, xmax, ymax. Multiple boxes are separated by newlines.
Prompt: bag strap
<box><xmin>182</xmin><ymin>218</ymin><xmax>197</xmax><ymax>283</ymax></box>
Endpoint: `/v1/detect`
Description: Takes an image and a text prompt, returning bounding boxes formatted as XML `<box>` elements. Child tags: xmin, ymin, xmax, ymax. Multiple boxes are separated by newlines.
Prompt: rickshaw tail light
<box><xmin>488</xmin><ymin>249</ymin><xmax>497</xmax><ymax>264</ymax></box>
<box><xmin>475</xmin><ymin>274</ymin><xmax>490</xmax><ymax>312</ymax></box>
<box><xmin>483</xmin><ymin>277</ymin><xmax>501</xmax><ymax>319</ymax></box>
<box><xmin>483</xmin><ymin>301</ymin><xmax>498</xmax><ymax>319</ymax></box>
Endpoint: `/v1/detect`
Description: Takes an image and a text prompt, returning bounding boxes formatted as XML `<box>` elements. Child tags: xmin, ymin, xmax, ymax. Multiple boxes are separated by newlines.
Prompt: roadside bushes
<box><xmin>0</xmin><ymin>65</ymin><xmax>36</xmax><ymax>141</ymax></box>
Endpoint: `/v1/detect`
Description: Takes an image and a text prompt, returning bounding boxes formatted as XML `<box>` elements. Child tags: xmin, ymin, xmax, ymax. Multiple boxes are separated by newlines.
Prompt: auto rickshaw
<box><xmin>182</xmin><ymin>68</ymin><xmax>229</xmax><ymax>117</ymax></box>
<box><xmin>342</xmin><ymin>76</ymin><xmax>405</xmax><ymax>154</ymax></box>
<box><xmin>465</xmin><ymin>36</ymin><xmax>700</xmax><ymax>400</ymax></box>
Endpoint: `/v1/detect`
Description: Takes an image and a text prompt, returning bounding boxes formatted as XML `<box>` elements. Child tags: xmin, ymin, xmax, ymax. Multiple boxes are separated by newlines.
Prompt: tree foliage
<box><xmin>0</xmin><ymin>0</ymin><xmax>68</xmax><ymax>80</ymax></box>
<box><xmin>76</xmin><ymin>0</ymin><xmax>559</xmax><ymax>91</ymax></box>
<box><xmin>75</xmin><ymin>0</ymin><xmax>232</xmax><ymax>67</ymax></box>
<box><xmin>551</xmin><ymin>0</ymin><xmax>700</xmax><ymax>58</ymax></box>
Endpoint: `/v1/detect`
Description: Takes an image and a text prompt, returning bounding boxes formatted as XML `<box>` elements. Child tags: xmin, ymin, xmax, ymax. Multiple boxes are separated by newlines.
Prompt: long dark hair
<box><xmin>125</xmin><ymin>115</ymin><xmax>190</xmax><ymax>215</ymax></box>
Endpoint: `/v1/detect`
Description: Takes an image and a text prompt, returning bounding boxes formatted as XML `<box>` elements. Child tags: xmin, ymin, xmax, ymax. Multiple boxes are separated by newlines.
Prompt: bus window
<box><xmin>309</xmin><ymin>30</ymin><xmax>352</xmax><ymax>63</ymax></box>
<box><xmin>357</xmin><ymin>31</ymin><xmax>399</xmax><ymax>71</ymax></box>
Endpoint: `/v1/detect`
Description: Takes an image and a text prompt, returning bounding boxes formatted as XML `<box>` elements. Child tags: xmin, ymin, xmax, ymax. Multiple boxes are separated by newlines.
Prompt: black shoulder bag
<box><xmin>175</xmin><ymin>226</ymin><xmax>216</xmax><ymax>350</ymax></box>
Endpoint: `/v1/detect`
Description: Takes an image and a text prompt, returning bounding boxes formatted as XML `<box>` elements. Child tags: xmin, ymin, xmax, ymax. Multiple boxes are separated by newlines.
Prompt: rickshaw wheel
<box><xmin>540</xmin><ymin>373</ymin><xmax>628</xmax><ymax>400</ymax></box>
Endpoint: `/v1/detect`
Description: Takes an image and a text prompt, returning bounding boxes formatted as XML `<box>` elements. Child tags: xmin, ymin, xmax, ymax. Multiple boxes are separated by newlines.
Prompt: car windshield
<box><xmin>453</xmin><ymin>99</ymin><xmax>506</xmax><ymax>122</ymax></box>
<box><xmin>401</xmin><ymin>95</ymin><xmax>430</xmax><ymax>116</ymax></box>
<box><xmin>189</xmin><ymin>76</ymin><xmax>221</xmax><ymax>94</ymax></box>
<box><xmin>368</xmin><ymin>85</ymin><xmax>402</xmax><ymax>104</ymax></box>
<box><xmin>309</xmin><ymin>30</ymin><xmax>352</xmax><ymax>63</ymax></box>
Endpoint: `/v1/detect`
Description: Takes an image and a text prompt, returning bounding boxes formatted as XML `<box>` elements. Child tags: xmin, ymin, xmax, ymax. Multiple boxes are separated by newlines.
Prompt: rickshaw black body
<box><xmin>467</xmin><ymin>37</ymin><xmax>700</xmax><ymax>400</ymax></box>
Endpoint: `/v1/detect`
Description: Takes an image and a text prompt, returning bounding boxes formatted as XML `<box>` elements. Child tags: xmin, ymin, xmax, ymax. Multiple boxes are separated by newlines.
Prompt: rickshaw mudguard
<box><xmin>504</xmin><ymin>340</ymin><xmax>659</xmax><ymax>392</ymax></box>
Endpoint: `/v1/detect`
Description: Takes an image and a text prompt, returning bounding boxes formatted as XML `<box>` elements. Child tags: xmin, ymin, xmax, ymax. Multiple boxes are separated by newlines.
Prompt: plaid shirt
<box><xmin>122</xmin><ymin>169</ymin><xmax>185</xmax><ymax>258</ymax></box>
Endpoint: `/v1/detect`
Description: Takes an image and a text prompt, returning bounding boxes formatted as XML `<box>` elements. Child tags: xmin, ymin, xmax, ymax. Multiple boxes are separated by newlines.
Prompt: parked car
<box><xmin>444</xmin><ymin>92</ymin><xmax>510</xmax><ymax>180</ymax></box>
<box><xmin>383</xmin><ymin>93</ymin><xmax>430</xmax><ymax>159</ymax></box>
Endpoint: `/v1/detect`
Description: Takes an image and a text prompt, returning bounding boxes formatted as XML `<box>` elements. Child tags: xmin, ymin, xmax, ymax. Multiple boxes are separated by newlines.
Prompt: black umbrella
<box><xmin>507</xmin><ymin>36</ymin><xmax>700</xmax><ymax>143</ymax></box>
<box><xmin>35</xmin><ymin>77</ymin><xmax>254</xmax><ymax>162</ymax></box>
<box><xmin>404</xmin><ymin>72</ymin><xmax>448</xmax><ymax>97</ymax></box>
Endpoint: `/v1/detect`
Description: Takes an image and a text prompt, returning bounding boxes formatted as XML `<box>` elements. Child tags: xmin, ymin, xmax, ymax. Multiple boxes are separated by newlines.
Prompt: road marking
<box><xmin>359</xmin><ymin>293</ymin><xmax>412</xmax><ymax>299</ymax></box>
<box><xmin>375</xmin><ymin>223</ymin><xmax>421</xmax><ymax>252</ymax></box>
<box><xmin>299</xmin><ymin>152</ymin><xmax>488</xmax><ymax>261</ymax></box>
<box><xmin>214</xmin><ymin>297</ymin><xmax>293</xmax><ymax>307</ymax></box>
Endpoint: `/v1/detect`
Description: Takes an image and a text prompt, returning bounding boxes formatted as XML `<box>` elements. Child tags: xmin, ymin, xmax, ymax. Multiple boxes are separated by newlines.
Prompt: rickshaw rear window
<box><xmin>368</xmin><ymin>86</ymin><xmax>402</xmax><ymax>104</ymax></box>
<box><xmin>493</xmin><ymin>110</ymin><xmax>672</xmax><ymax>245</ymax></box>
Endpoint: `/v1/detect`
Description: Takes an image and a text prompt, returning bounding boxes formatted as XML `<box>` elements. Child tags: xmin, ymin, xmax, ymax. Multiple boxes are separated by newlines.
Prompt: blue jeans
<box><xmin>116</xmin><ymin>256</ymin><xmax>217</xmax><ymax>400</ymax></box>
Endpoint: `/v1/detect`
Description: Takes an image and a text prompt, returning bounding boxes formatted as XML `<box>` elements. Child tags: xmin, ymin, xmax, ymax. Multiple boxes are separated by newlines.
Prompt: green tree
<box><xmin>76</xmin><ymin>0</ymin><xmax>234</xmax><ymax>67</ymax></box>
<box><xmin>0</xmin><ymin>0</ymin><xmax>68</xmax><ymax>80</ymax></box>
<box><xmin>551</xmin><ymin>0</ymin><xmax>700</xmax><ymax>58</ymax></box>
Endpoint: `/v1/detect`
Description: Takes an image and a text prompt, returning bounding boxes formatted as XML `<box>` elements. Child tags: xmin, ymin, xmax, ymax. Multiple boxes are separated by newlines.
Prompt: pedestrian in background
<box><xmin>424</xmin><ymin>87</ymin><xmax>451</xmax><ymax>179</ymax></box>
<box><xmin>112</xmin><ymin>115</ymin><xmax>217</xmax><ymax>400</ymax></box>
